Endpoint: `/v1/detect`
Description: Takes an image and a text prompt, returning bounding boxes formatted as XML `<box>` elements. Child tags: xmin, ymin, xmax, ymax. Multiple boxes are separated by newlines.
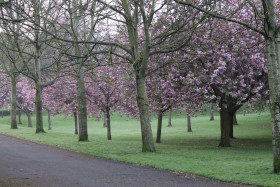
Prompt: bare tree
<box><xmin>0</xmin><ymin>0</ymin><xmax>62</xmax><ymax>133</ymax></box>
<box><xmin>0</xmin><ymin>0</ymin><xmax>26</xmax><ymax>129</ymax></box>
<box><xmin>46</xmin><ymin>0</ymin><xmax>107</xmax><ymax>141</ymax></box>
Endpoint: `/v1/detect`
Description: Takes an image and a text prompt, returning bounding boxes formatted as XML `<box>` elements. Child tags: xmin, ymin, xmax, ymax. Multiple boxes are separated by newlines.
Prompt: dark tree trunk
<box><xmin>229</xmin><ymin>111</ymin><xmax>237</xmax><ymax>138</ymax></box>
<box><xmin>210</xmin><ymin>102</ymin><xmax>214</xmax><ymax>121</ymax></box>
<box><xmin>74</xmin><ymin>111</ymin><xmax>78</xmax><ymax>135</ymax></box>
<box><xmin>48</xmin><ymin>110</ymin><xmax>52</xmax><ymax>130</ymax></box>
<box><xmin>168</xmin><ymin>109</ymin><xmax>172</xmax><ymax>127</ymax></box>
<box><xmin>136</xmin><ymin>75</ymin><xmax>155</xmax><ymax>152</ymax></box>
<box><xmin>187</xmin><ymin>114</ymin><xmax>192</xmax><ymax>132</ymax></box>
<box><xmin>156</xmin><ymin>110</ymin><xmax>163</xmax><ymax>143</ymax></box>
<box><xmin>18</xmin><ymin>110</ymin><xmax>22</xmax><ymax>124</ymax></box>
<box><xmin>233</xmin><ymin>112</ymin><xmax>238</xmax><ymax>125</ymax></box>
<box><xmin>103</xmin><ymin>112</ymin><xmax>107</xmax><ymax>127</ymax></box>
<box><xmin>219</xmin><ymin>107</ymin><xmax>233</xmax><ymax>147</ymax></box>
<box><xmin>76</xmin><ymin>68</ymin><xmax>88</xmax><ymax>141</ymax></box>
<box><xmin>106</xmin><ymin>108</ymin><xmax>111</xmax><ymax>140</ymax></box>
<box><xmin>1</xmin><ymin>110</ymin><xmax>3</xmax><ymax>118</ymax></box>
<box><xmin>35</xmin><ymin>82</ymin><xmax>45</xmax><ymax>133</ymax></box>
<box><xmin>10</xmin><ymin>76</ymin><xmax>17</xmax><ymax>129</ymax></box>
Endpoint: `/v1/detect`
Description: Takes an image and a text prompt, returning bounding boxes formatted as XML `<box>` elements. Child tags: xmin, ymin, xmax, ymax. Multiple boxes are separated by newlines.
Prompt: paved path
<box><xmin>0</xmin><ymin>134</ymin><xmax>252</xmax><ymax>187</ymax></box>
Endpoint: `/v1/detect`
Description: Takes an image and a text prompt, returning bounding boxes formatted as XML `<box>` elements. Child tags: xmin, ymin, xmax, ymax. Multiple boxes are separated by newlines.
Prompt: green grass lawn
<box><xmin>0</xmin><ymin>111</ymin><xmax>278</xmax><ymax>186</ymax></box>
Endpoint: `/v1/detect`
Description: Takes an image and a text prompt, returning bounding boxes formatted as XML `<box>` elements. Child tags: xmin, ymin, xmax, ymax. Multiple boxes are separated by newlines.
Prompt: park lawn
<box><xmin>0</xmin><ymin>111</ymin><xmax>278</xmax><ymax>187</ymax></box>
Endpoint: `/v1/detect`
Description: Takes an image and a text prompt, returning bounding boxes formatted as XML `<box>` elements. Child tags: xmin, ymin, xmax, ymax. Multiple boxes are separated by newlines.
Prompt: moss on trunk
<box><xmin>136</xmin><ymin>76</ymin><xmax>155</xmax><ymax>152</ymax></box>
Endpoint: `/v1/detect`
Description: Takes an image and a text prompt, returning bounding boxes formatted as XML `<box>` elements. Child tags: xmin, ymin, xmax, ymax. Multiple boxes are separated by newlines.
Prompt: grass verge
<box><xmin>0</xmin><ymin>111</ymin><xmax>278</xmax><ymax>186</ymax></box>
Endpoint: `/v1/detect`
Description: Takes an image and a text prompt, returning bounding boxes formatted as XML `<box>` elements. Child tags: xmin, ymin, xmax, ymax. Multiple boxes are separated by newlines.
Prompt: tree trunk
<box><xmin>233</xmin><ymin>112</ymin><xmax>238</xmax><ymax>125</ymax></box>
<box><xmin>26</xmin><ymin>111</ymin><xmax>32</xmax><ymax>127</ymax></box>
<box><xmin>266</xmin><ymin>34</ymin><xmax>280</xmax><ymax>173</ymax></box>
<box><xmin>1</xmin><ymin>110</ymin><xmax>3</xmax><ymax>118</ymax></box>
<box><xmin>103</xmin><ymin>112</ymin><xmax>107</xmax><ymax>127</ymax></box>
<box><xmin>106</xmin><ymin>108</ymin><xmax>111</xmax><ymax>140</ymax></box>
<box><xmin>35</xmin><ymin>82</ymin><xmax>45</xmax><ymax>133</ymax></box>
<box><xmin>210</xmin><ymin>102</ymin><xmax>214</xmax><ymax>121</ymax></box>
<box><xmin>258</xmin><ymin>0</ymin><xmax>280</xmax><ymax>173</ymax></box>
<box><xmin>229</xmin><ymin>112</ymin><xmax>235</xmax><ymax>139</ymax></box>
<box><xmin>262</xmin><ymin>1</ymin><xmax>280</xmax><ymax>170</ymax></box>
<box><xmin>168</xmin><ymin>109</ymin><xmax>172</xmax><ymax>127</ymax></box>
<box><xmin>136</xmin><ymin>76</ymin><xmax>155</xmax><ymax>152</ymax></box>
<box><xmin>18</xmin><ymin>110</ymin><xmax>22</xmax><ymax>124</ymax></box>
<box><xmin>219</xmin><ymin>107</ymin><xmax>232</xmax><ymax>147</ymax></box>
<box><xmin>76</xmin><ymin>68</ymin><xmax>88</xmax><ymax>141</ymax></box>
<box><xmin>156</xmin><ymin>110</ymin><xmax>163</xmax><ymax>143</ymax></box>
<box><xmin>22</xmin><ymin>109</ymin><xmax>32</xmax><ymax>127</ymax></box>
<box><xmin>10</xmin><ymin>76</ymin><xmax>17</xmax><ymax>129</ymax></box>
<box><xmin>187</xmin><ymin>114</ymin><xmax>192</xmax><ymax>132</ymax></box>
<box><xmin>74</xmin><ymin>111</ymin><xmax>78</xmax><ymax>135</ymax></box>
<box><xmin>48</xmin><ymin>110</ymin><xmax>52</xmax><ymax>130</ymax></box>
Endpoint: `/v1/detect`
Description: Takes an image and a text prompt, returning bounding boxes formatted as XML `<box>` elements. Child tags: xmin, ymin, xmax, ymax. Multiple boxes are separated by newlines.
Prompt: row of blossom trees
<box><xmin>0</xmin><ymin>0</ymin><xmax>271</xmax><ymax>168</ymax></box>
<box><xmin>0</xmin><ymin>21</ymin><xmax>267</xmax><ymax>142</ymax></box>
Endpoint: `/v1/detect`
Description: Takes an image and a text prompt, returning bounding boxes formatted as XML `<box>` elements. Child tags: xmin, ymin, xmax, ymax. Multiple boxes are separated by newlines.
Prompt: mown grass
<box><xmin>0</xmin><ymin>111</ymin><xmax>278</xmax><ymax>186</ymax></box>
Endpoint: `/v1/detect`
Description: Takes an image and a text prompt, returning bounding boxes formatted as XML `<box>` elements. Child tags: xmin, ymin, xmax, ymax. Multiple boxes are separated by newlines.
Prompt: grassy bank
<box><xmin>0</xmin><ymin>111</ymin><xmax>278</xmax><ymax>186</ymax></box>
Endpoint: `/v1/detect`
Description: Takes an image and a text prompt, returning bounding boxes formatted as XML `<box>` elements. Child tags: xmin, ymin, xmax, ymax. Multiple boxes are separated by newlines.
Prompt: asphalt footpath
<box><xmin>0</xmin><ymin>134</ymin><xmax>253</xmax><ymax>187</ymax></box>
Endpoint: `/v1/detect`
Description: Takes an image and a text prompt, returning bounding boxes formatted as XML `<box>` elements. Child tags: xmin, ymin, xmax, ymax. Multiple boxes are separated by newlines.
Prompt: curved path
<box><xmin>0</xmin><ymin>134</ymin><xmax>252</xmax><ymax>187</ymax></box>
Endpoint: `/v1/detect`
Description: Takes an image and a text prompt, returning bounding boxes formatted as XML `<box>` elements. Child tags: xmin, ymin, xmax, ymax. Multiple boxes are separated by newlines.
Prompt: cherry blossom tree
<box><xmin>145</xmin><ymin>56</ymin><xmax>196</xmax><ymax>143</ymax></box>
<box><xmin>16</xmin><ymin>76</ymin><xmax>35</xmax><ymax>127</ymax></box>
<box><xmin>86</xmin><ymin>63</ymin><xmax>128</xmax><ymax>140</ymax></box>
<box><xmin>43</xmin><ymin>75</ymin><xmax>79</xmax><ymax>134</ymax></box>
<box><xmin>178</xmin><ymin>17</ymin><xmax>267</xmax><ymax>146</ymax></box>
<box><xmin>175</xmin><ymin>0</ymin><xmax>280</xmax><ymax>173</ymax></box>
